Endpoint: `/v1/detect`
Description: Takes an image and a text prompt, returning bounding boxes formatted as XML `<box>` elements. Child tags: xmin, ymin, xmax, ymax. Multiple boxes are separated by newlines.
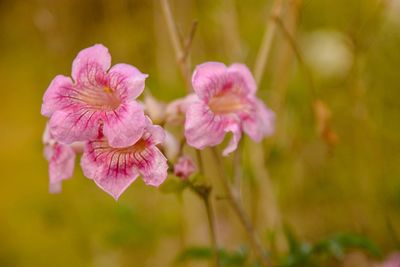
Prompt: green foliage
<box><xmin>278</xmin><ymin>226</ymin><xmax>382</xmax><ymax>267</ymax></box>
<box><xmin>176</xmin><ymin>246</ymin><xmax>248</xmax><ymax>267</ymax></box>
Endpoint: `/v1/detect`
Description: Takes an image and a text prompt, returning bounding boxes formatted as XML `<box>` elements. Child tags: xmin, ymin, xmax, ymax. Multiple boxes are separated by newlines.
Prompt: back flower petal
<box><xmin>45</xmin><ymin>143</ymin><xmax>76</xmax><ymax>193</ymax></box>
<box><xmin>43</xmin><ymin>125</ymin><xmax>77</xmax><ymax>194</ymax></box>
<box><xmin>242</xmin><ymin>99</ymin><xmax>275</xmax><ymax>142</ymax></box>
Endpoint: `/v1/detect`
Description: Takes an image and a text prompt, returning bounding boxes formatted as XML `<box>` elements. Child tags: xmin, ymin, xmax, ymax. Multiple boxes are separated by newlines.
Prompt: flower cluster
<box><xmin>41</xmin><ymin>44</ymin><xmax>275</xmax><ymax>199</ymax></box>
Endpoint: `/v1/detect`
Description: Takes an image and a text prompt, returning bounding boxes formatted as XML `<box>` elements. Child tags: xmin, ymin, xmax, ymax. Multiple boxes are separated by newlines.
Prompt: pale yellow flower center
<box><xmin>208</xmin><ymin>92</ymin><xmax>246</xmax><ymax>114</ymax></box>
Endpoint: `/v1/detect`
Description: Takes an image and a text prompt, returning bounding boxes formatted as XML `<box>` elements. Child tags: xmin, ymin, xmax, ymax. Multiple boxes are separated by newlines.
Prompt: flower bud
<box><xmin>173</xmin><ymin>156</ymin><xmax>196</xmax><ymax>180</ymax></box>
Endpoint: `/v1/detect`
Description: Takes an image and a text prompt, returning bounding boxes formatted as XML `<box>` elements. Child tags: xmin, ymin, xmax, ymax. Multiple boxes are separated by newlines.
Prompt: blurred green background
<box><xmin>1</xmin><ymin>0</ymin><xmax>400</xmax><ymax>266</ymax></box>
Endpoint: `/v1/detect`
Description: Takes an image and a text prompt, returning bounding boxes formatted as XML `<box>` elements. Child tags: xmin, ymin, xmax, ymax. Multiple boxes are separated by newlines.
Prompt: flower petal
<box><xmin>102</xmin><ymin>101</ymin><xmax>146</xmax><ymax>148</ymax></box>
<box><xmin>144</xmin><ymin>119</ymin><xmax>165</xmax><ymax>145</ymax></box>
<box><xmin>49</xmin><ymin>109</ymin><xmax>101</xmax><ymax>144</ymax></box>
<box><xmin>184</xmin><ymin>101</ymin><xmax>227</xmax><ymax>149</ymax></box>
<box><xmin>80</xmin><ymin>140</ymin><xmax>140</xmax><ymax>200</ymax></box>
<box><xmin>72</xmin><ymin>44</ymin><xmax>111</xmax><ymax>82</ymax></box>
<box><xmin>243</xmin><ymin>99</ymin><xmax>275</xmax><ymax>142</ymax></box>
<box><xmin>41</xmin><ymin>75</ymin><xmax>75</xmax><ymax>117</ymax></box>
<box><xmin>108</xmin><ymin>63</ymin><xmax>148</xmax><ymax>100</ymax></box>
<box><xmin>228</xmin><ymin>63</ymin><xmax>257</xmax><ymax>94</ymax></box>
<box><xmin>222</xmin><ymin>123</ymin><xmax>242</xmax><ymax>156</ymax></box>
<box><xmin>45</xmin><ymin>143</ymin><xmax>76</xmax><ymax>193</ymax></box>
<box><xmin>139</xmin><ymin>148</ymin><xmax>168</xmax><ymax>187</ymax></box>
<box><xmin>192</xmin><ymin>62</ymin><xmax>227</xmax><ymax>101</ymax></box>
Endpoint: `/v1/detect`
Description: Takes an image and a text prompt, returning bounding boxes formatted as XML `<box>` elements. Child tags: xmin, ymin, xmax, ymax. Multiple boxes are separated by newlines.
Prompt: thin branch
<box><xmin>253</xmin><ymin>0</ymin><xmax>284</xmax><ymax>84</ymax></box>
<box><xmin>160</xmin><ymin>0</ymin><xmax>194</xmax><ymax>91</ymax></box>
<box><xmin>181</xmin><ymin>21</ymin><xmax>198</xmax><ymax>64</ymax></box>
<box><xmin>160</xmin><ymin>0</ymin><xmax>183</xmax><ymax>58</ymax></box>
<box><xmin>273</xmin><ymin>15</ymin><xmax>316</xmax><ymax>97</ymax></box>
<box><xmin>211</xmin><ymin>148</ymin><xmax>271</xmax><ymax>267</ymax></box>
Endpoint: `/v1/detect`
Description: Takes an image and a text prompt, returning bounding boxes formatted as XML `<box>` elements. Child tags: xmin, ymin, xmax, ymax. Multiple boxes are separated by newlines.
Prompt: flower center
<box><xmin>117</xmin><ymin>138</ymin><xmax>148</xmax><ymax>155</ymax></box>
<box><xmin>78</xmin><ymin>85</ymin><xmax>121</xmax><ymax>110</ymax></box>
<box><xmin>208</xmin><ymin>92</ymin><xmax>247</xmax><ymax>115</ymax></box>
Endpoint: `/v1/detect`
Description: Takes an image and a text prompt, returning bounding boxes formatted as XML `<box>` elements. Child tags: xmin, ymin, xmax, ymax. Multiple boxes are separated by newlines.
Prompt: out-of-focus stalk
<box><xmin>254</xmin><ymin>0</ymin><xmax>284</xmax><ymax>85</ymax></box>
<box><xmin>211</xmin><ymin>148</ymin><xmax>271</xmax><ymax>267</ymax></box>
<box><xmin>160</xmin><ymin>0</ymin><xmax>193</xmax><ymax>92</ymax></box>
<box><xmin>160</xmin><ymin>1</ymin><xmax>219</xmax><ymax>266</ymax></box>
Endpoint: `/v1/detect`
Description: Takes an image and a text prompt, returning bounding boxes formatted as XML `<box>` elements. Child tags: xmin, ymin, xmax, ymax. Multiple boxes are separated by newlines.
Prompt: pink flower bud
<box><xmin>173</xmin><ymin>156</ymin><xmax>196</xmax><ymax>180</ymax></box>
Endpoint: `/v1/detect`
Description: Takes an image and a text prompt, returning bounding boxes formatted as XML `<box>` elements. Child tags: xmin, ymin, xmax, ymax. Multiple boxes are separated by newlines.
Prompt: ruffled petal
<box><xmin>144</xmin><ymin>119</ymin><xmax>165</xmax><ymax>145</ymax></box>
<box><xmin>222</xmin><ymin>123</ymin><xmax>242</xmax><ymax>156</ymax></box>
<box><xmin>192</xmin><ymin>62</ymin><xmax>227</xmax><ymax>101</ymax></box>
<box><xmin>102</xmin><ymin>101</ymin><xmax>146</xmax><ymax>148</ymax></box>
<box><xmin>139</xmin><ymin>148</ymin><xmax>168</xmax><ymax>187</ymax></box>
<box><xmin>49</xmin><ymin>109</ymin><xmax>101</xmax><ymax>144</ymax></box>
<box><xmin>72</xmin><ymin>44</ymin><xmax>111</xmax><ymax>83</ymax></box>
<box><xmin>184</xmin><ymin>101</ymin><xmax>227</xmax><ymax>149</ymax></box>
<box><xmin>108</xmin><ymin>63</ymin><xmax>148</xmax><ymax>100</ymax></box>
<box><xmin>242</xmin><ymin>99</ymin><xmax>275</xmax><ymax>142</ymax></box>
<box><xmin>45</xmin><ymin>143</ymin><xmax>76</xmax><ymax>193</ymax></box>
<box><xmin>80</xmin><ymin>121</ymin><xmax>168</xmax><ymax>199</ymax></box>
<box><xmin>80</xmin><ymin>140</ymin><xmax>140</xmax><ymax>200</ymax></box>
<box><xmin>41</xmin><ymin>75</ymin><xmax>75</xmax><ymax>117</ymax></box>
<box><xmin>228</xmin><ymin>63</ymin><xmax>257</xmax><ymax>94</ymax></box>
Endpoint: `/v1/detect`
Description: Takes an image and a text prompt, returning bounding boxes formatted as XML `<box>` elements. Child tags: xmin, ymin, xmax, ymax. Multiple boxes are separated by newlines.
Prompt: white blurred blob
<box><xmin>144</xmin><ymin>93</ymin><xmax>166</xmax><ymax>124</ymax></box>
<box><xmin>386</xmin><ymin>0</ymin><xmax>400</xmax><ymax>25</ymax></box>
<box><xmin>302</xmin><ymin>30</ymin><xmax>353</xmax><ymax>79</ymax></box>
<box><xmin>33</xmin><ymin>8</ymin><xmax>55</xmax><ymax>32</ymax></box>
<box><xmin>163</xmin><ymin>131</ymin><xmax>180</xmax><ymax>161</ymax></box>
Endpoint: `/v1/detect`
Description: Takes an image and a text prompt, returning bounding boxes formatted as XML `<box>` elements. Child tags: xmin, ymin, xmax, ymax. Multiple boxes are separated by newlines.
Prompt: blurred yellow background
<box><xmin>1</xmin><ymin>0</ymin><xmax>400</xmax><ymax>266</ymax></box>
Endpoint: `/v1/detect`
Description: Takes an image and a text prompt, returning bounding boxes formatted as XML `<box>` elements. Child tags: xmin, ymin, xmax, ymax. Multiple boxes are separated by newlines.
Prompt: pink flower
<box><xmin>80</xmin><ymin>118</ymin><xmax>168</xmax><ymax>200</ymax></box>
<box><xmin>184</xmin><ymin>62</ymin><xmax>275</xmax><ymax>155</ymax></box>
<box><xmin>43</xmin><ymin>125</ymin><xmax>82</xmax><ymax>193</ymax></box>
<box><xmin>174</xmin><ymin>156</ymin><xmax>197</xmax><ymax>180</ymax></box>
<box><xmin>41</xmin><ymin>44</ymin><xmax>148</xmax><ymax>148</ymax></box>
<box><xmin>376</xmin><ymin>253</ymin><xmax>400</xmax><ymax>267</ymax></box>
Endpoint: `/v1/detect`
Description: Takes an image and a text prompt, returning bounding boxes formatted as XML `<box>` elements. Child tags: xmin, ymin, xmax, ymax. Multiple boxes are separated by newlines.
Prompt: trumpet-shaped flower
<box><xmin>80</xmin><ymin>118</ymin><xmax>168</xmax><ymax>200</ymax></box>
<box><xmin>43</xmin><ymin>125</ymin><xmax>82</xmax><ymax>193</ymax></box>
<box><xmin>41</xmin><ymin>44</ymin><xmax>148</xmax><ymax>148</ymax></box>
<box><xmin>185</xmin><ymin>62</ymin><xmax>275</xmax><ymax>155</ymax></box>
